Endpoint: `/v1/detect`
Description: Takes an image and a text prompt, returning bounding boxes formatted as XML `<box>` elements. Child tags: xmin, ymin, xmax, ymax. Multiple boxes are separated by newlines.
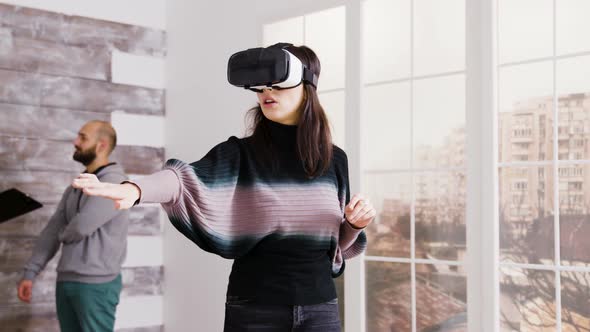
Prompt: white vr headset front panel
<box><xmin>249</xmin><ymin>50</ymin><xmax>304</xmax><ymax>91</ymax></box>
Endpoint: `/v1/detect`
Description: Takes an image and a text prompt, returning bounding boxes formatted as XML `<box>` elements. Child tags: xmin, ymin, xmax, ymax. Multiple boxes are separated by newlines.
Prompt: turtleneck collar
<box><xmin>266</xmin><ymin>118</ymin><xmax>297</xmax><ymax>148</ymax></box>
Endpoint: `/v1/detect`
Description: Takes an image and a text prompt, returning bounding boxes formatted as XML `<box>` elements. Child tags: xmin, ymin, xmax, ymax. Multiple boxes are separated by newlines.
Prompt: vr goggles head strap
<box><xmin>303</xmin><ymin>67</ymin><xmax>318</xmax><ymax>89</ymax></box>
<box><xmin>269</xmin><ymin>42</ymin><xmax>293</xmax><ymax>49</ymax></box>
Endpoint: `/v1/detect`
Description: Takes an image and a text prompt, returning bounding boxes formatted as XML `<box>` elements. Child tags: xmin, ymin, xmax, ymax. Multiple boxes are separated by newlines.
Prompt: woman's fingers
<box><xmin>356</xmin><ymin>207</ymin><xmax>376</xmax><ymax>224</ymax></box>
<box><xmin>73</xmin><ymin>174</ymin><xmax>117</xmax><ymax>196</ymax></box>
<box><xmin>77</xmin><ymin>173</ymin><xmax>98</xmax><ymax>179</ymax></box>
<box><xmin>114</xmin><ymin>197</ymin><xmax>135</xmax><ymax>210</ymax></box>
<box><xmin>345</xmin><ymin>193</ymin><xmax>376</xmax><ymax>228</ymax></box>
<box><xmin>74</xmin><ymin>173</ymin><xmax>99</xmax><ymax>183</ymax></box>
<box><xmin>74</xmin><ymin>181</ymin><xmax>106</xmax><ymax>192</ymax></box>
<box><xmin>82</xmin><ymin>184</ymin><xmax>127</xmax><ymax>200</ymax></box>
<box><xmin>346</xmin><ymin>195</ymin><xmax>369</xmax><ymax>221</ymax></box>
<box><xmin>346</xmin><ymin>194</ymin><xmax>363</xmax><ymax>213</ymax></box>
<box><xmin>81</xmin><ymin>186</ymin><xmax>110</xmax><ymax>197</ymax></box>
<box><xmin>348</xmin><ymin>202</ymin><xmax>371</xmax><ymax>223</ymax></box>
<box><xmin>72</xmin><ymin>173</ymin><xmax>137</xmax><ymax>206</ymax></box>
<box><xmin>72</xmin><ymin>173</ymin><xmax>101</xmax><ymax>189</ymax></box>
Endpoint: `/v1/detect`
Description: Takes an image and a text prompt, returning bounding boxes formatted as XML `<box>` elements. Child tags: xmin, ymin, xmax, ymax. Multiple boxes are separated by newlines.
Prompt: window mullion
<box><xmin>466</xmin><ymin>0</ymin><xmax>500</xmax><ymax>331</ymax></box>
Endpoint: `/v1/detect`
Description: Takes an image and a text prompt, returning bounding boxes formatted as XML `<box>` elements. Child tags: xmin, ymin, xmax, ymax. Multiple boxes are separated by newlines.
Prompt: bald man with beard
<box><xmin>17</xmin><ymin>121</ymin><xmax>130</xmax><ymax>332</ymax></box>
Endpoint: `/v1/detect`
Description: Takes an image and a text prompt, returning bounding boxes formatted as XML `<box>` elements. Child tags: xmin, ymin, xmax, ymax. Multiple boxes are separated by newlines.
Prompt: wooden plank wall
<box><xmin>0</xmin><ymin>4</ymin><xmax>166</xmax><ymax>331</ymax></box>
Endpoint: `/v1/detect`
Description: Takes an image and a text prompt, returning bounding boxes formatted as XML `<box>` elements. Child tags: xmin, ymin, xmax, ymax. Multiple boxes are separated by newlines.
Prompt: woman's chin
<box><xmin>261</xmin><ymin>108</ymin><xmax>283</xmax><ymax>119</ymax></box>
<box><xmin>261</xmin><ymin>107</ymin><xmax>298</xmax><ymax>125</ymax></box>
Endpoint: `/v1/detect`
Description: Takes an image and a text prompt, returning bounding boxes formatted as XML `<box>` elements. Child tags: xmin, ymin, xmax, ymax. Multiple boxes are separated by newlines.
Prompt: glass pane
<box><xmin>559</xmin><ymin>164</ymin><xmax>590</xmax><ymax>264</ymax></box>
<box><xmin>305</xmin><ymin>6</ymin><xmax>345</xmax><ymax>91</ymax></box>
<box><xmin>558</xmin><ymin>164</ymin><xmax>587</xmax><ymax>216</ymax></box>
<box><xmin>263</xmin><ymin>16</ymin><xmax>304</xmax><ymax>47</ymax></box>
<box><xmin>415</xmin><ymin>172</ymin><xmax>466</xmax><ymax>261</ymax></box>
<box><xmin>500</xmin><ymin>267</ymin><xmax>556</xmax><ymax>331</ymax></box>
<box><xmin>498</xmin><ymin>0</ymin><xmax>553</xmax><ymax>64</ymax></box>
<box><xmin>561</xmin><ymin>271</ymin><xmax>590</xmax><ymax>331</ymax></box>
<box><xmin>362</xmin><ymin>0</ymin><xmax>411</xmax><ymax>83</ymax></box>
<box><xmin>557</xmin><ymin>0</ymin><xmax>590</xmax><ymax>56</ymax></box>
<box><xmin>558</xmin><ymin>56</ymin><xmax>590</xmax><ymax>96</ymax></box>
<box><xmin>557</xmin><ymin>57</ymin><xmax>590</xmax><ymax>161</ymax></box>
<box><xmin>364</xmin><ymin>82</ymin><xmax>411</xmax><ymax>170</ymax></box>
<box><xmin>319</xmin><ymin>90</ymin><xmax>345</xmax><ymax>149</ymax></box>
<box><xmin>499</xmin><ymin>62</ymin><xmax>553</xmax><ymax>163</ymax></box>
<box><xmin>366</xmin><ymin>261</ymin><xmax>411</xmax><ymax>331</ymax></box>
<box><xmin>364</xmin><ymin>172</ymin><xmax>412</xmax><ymax>258</ymax></box>
<box><xmin>414</xmin><ymin>0</ymin><xmax>465</xmax><ymax>76</ymax></box>
<box><xmin>416</xmin><ymin>264</ymin><xmax>467</xmax><ymax>332</ymax></box>
<box><xmin>499</xmin><ymin>166</ymin><xmax>554</xmax><ymax>265</ymax></box>
<box><xmin>557</xmin><ymin>96</ymin><xmax>590</xmax><ymax>161</ymax></box>
<box><xmin>414</xmin><ymin>75</ymin><xmax>466</xmax><ymax>169</ymax></box>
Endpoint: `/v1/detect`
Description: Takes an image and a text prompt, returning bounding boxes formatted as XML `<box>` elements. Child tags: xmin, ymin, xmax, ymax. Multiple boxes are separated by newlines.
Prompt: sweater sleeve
<box><xmin>331</xmin><ymin>147</ymin><xmax>367</xmax><ymax>277</ymax></box>
<box><xmin>131</xmin><ymin>169</ymin><xmax>181</xmax><ymax>205</ymax></box>
<box><xmin>138</xmin><ymin>137</ymin><xmax>249</xmax><ymax>258</ymax></box>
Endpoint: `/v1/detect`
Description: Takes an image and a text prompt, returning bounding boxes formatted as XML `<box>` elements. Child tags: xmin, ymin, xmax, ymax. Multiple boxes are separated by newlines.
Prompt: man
<box><xmin>17</xmin><ymin>120</ymin><xmax>130</xmax><ymax>332</ymax></box>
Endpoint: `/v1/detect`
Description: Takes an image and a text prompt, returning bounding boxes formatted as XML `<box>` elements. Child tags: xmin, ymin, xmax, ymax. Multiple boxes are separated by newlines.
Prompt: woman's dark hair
<box><xmin>246</xmin><ymin>45</ymin><xmax>333</xmax><ymax>178</ymax></box>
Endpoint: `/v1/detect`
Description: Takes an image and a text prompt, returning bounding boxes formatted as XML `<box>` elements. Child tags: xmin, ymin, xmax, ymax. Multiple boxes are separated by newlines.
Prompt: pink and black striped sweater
<box><xmin>133</xmin><ymin>119</ymin><xmax>366</xmax><ymax>304</ymax></box>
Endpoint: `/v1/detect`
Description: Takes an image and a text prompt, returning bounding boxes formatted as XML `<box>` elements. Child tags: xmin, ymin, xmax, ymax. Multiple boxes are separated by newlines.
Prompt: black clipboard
<box><xmin>0</xmin><ymin>188</ymin><xmax>43</xmax><ymax>223</ymax></box>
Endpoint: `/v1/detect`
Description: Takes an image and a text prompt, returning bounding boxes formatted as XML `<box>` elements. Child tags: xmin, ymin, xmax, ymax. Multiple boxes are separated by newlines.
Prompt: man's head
<box><xmin>73</xmin><ymin>121</ymin><xmax>117</xmax><ymax>166</ymax></box>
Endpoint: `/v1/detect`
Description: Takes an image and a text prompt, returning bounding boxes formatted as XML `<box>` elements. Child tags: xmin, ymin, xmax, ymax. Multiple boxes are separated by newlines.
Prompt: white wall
<box><xmin>1</xmin><ymin>0</ymin><xmax>166</xmax><ymax>29</ymax></box>
<box><xmin>164</xmin><ymin>1</ymin><xmax>256</xmax><ymax>331</ymax></box>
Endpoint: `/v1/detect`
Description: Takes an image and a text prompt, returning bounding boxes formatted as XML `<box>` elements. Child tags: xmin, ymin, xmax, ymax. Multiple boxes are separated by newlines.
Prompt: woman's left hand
<box><xmin>345</xmin><ymin>194</ymin><xmax>376</xmax><ymax>229</ymax></box>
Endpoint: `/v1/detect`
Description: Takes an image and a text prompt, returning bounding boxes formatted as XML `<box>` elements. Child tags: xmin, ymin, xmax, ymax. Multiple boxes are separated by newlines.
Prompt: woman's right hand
<box><xmin>72</xmin><ymin>173</ymin><xmax>140</xmax><ymax>210</ymax></box>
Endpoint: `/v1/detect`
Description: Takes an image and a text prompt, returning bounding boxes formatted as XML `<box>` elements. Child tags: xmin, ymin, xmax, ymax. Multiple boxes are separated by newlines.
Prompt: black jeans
<box><xmin>223</xmin><ymin>296</ymin><xmax>341</xmax><ymax>332</ymax></box>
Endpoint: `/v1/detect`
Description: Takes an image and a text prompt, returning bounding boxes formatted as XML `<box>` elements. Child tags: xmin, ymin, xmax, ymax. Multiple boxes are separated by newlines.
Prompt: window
<box><xmin>363</xmin><ymin>0</ymin><xmax>466</xmax><ymax>330</ymax></box>
<box><xmin>260</xmin><ymin>0</ymin><xmax>589</xmax><ymax>330</ymax></box>
<box><xmin>498</xmin><ymin>0</ymin><xmax>590</xmax><ymax>330</ymax></box>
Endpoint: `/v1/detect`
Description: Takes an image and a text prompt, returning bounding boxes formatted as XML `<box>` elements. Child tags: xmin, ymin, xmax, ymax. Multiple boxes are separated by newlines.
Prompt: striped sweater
<box><xmin>134</xmin><ymin>119</ymin><xmax>366</xmax><ymax>304</ymax></box>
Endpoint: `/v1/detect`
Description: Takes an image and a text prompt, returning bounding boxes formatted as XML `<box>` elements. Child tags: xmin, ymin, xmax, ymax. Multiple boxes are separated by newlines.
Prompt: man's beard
<box><xmin>73</xmin><ymin>146</ymin><xmax>97</xmax><ymax>166</ymax></box>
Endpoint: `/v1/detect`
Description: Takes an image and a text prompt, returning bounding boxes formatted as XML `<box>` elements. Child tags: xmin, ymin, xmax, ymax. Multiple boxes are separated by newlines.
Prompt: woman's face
<box><xmin>256</xmin><ymin>84</ymin><xmax>305</xmax><ymax>125</ymax></box>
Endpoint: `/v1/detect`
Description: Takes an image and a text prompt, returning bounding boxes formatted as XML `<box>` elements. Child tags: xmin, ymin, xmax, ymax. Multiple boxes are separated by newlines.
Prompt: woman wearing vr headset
<box><xmin>72</xmin><ymin>43</ymin><xmax>375</xmax><ymax>332</ymax></box>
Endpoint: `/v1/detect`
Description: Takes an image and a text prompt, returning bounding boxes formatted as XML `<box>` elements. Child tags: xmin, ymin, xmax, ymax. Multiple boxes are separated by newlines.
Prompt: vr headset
<box><xmin>227</xmin><ymin>43</ymin><xmax>318</xmax><ymax>92</ymax></box>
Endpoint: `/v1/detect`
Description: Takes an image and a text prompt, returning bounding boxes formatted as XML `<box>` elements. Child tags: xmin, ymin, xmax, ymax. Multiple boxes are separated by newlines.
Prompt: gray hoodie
<box><xmin>23</xmin><ymin>163</ymin><xmax>130</xmax><ymax>283</ymax></box>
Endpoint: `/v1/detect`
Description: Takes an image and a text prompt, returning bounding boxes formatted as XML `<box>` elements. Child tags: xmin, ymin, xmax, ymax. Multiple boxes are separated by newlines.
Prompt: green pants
<box><xmin>55</xmin><ymin>275</ymin><xmax>122</xmax><ymax>332</ymax></box>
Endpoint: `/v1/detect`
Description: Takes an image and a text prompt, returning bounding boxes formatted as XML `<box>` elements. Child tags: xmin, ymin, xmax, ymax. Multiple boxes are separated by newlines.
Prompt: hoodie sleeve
<box><xmin>22</xmin><ymin>189</ymin><xmax>68</xmax><ymax>280</ymax></box>
<box><xmin>58</xmin><ymin>172</ymin><xmax>128</xmax><ymax>244</ymax></box>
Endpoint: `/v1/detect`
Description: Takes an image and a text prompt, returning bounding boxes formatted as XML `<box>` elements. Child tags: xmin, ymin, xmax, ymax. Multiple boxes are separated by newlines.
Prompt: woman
<box><xmin>73</xmin><ymin>44</ymin><xmax>375</xmax><ymax>332</ymax></box>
